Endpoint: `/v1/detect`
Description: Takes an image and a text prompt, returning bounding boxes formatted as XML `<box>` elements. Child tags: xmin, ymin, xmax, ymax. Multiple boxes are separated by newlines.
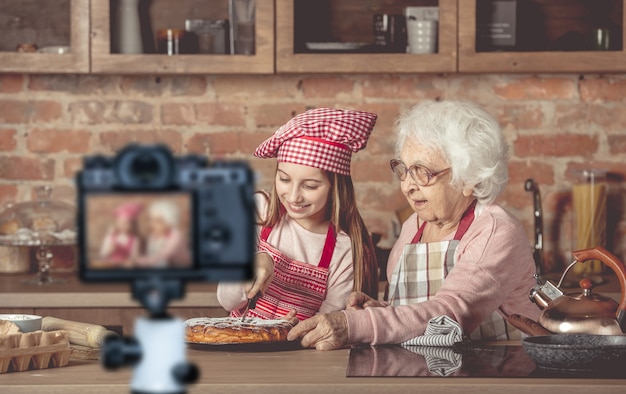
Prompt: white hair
<box><xmin>394</xmin><ymin>100</ymin><xmax>509</xmax><ymax>205</ymax></box>
<box><xmin>149</xmin><ymin>200</ymin><xmax>180</xmax><ymax>228</ymax></box>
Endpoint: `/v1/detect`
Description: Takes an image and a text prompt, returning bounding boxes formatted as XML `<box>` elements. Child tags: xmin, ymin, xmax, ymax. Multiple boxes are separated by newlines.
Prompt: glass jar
<box><xmin>571</xmin><ymin>169</ymin><xmax>607</xmax><ymax>277</ymax></box>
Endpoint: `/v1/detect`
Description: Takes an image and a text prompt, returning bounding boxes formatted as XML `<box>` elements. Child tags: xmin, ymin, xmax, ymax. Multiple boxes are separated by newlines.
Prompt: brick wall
<box><xmin>0</xmin><ymin>73</ymin><xmax>625</xmax><ymax>271</ymax></box>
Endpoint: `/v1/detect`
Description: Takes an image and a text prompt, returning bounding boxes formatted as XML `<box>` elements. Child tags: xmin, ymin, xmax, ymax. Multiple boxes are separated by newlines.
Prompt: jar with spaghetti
<box><xmin>571</xmin><ymin>169</ymin><xmax>607</xmax><ymax>277</ymax></box>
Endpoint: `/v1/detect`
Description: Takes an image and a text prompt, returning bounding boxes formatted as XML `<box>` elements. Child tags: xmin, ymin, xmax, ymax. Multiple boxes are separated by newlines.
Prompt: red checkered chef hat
<box><xmin>254</xmin><ymin>108</ymin><xmax>377</xmax><ymax>175</ymax></box>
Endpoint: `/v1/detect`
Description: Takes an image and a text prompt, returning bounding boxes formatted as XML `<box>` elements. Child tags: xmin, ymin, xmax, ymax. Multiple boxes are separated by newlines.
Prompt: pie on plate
<box><xmin>184</xmin><ymin>317</ymin><xmax>293</xmax><ymax>345</ymax></box>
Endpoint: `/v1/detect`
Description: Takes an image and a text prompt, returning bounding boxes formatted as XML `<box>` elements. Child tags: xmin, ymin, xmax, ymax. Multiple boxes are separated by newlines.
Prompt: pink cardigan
<box><xmin>343</xmin><ymin>203</ymin><xmax>541</xmax><ymax>345</ymax></box>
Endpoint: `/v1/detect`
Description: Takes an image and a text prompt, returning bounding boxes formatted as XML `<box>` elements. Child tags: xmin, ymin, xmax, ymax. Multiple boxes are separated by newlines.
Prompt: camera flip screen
<box><xmin>85</xmin><ymin>193</ymin><xmax>193</xmax><ymax>271</ymax></box>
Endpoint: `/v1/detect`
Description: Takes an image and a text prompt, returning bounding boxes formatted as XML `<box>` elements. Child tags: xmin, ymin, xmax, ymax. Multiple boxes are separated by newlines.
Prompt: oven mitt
<box><xmin>400</xmin><ymin>315</ymin><xmax>464</xmax><ymax>347</ymax></box>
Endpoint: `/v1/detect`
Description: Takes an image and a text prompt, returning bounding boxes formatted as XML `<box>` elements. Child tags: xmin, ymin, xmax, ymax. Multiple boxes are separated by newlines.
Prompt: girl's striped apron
<box><xmin>231</xmin><ymin>223</ymin><xmax>336</xmax><ymax>321</ymax></box>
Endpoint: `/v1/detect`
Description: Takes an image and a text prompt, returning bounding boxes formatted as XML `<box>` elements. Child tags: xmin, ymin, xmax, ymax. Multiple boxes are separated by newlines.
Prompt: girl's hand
<box><xmin>281</xmin><ymin>309</ymin><xmax>299</xmax><ymax>326</ymax></box>
<box><xmin>287</xmin><ymin>312</ymin><xmax>348</xmax><ymax>351</ymax></box>
<box><xmin>346</xmin><ymin>291</ymin><xmax>387</xmax><ymax>310</ymax></box>
<box><xmin>245</xmin><ymin>252</ymin><xmax>274</xmax><ymax>299</ymax></box>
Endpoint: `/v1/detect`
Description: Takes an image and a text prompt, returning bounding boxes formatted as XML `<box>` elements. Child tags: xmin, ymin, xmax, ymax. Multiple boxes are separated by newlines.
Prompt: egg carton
<box><xmin>0</xmin><ymin>330</ymin><xmax>72</xmax><ymax>373</ymax></box>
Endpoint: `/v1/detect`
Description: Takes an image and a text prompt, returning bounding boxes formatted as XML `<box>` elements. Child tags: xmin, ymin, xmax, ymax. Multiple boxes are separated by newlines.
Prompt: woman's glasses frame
<box><xmin>390</xmin><ymin>159</ymin><xmax>450</xmax><ymax>186</ymax></box>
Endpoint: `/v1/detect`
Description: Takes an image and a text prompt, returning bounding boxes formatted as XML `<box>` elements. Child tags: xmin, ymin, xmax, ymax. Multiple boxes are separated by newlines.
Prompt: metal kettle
<box><xmin>530</xmin><ymin>246</ymin><xmax>626</xmax><ymax>335</ymax></box>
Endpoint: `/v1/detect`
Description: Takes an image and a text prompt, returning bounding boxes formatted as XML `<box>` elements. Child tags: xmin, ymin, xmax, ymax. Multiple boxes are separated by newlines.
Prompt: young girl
<box><xmin>217</xmin><ymin>108</ymin><xmax>379</xmax><ymax>321</ymax></box>
<box><xmin>99</xmin><ymin>202</ymin><xmax>143</xmax><ymax>266</ymax></box>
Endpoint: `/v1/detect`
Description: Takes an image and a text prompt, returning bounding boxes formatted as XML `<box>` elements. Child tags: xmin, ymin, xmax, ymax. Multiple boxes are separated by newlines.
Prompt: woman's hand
<box><xmin>245</xmin><ymin>252</ymin><xmax>274</xmax><ymax>299</ymax></box>
<box><xmin>346</xmin><ymin>291</ymin><xmax>387</xmax><ymax>310</ymax></box>
<box><xmin>287</xmin><ymin>312</ymin><xmax>348</xmax><ymax>351</ymax></box>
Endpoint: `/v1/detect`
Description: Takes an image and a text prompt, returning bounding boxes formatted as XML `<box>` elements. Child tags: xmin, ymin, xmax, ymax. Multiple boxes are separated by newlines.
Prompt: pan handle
<box><xmin>572</xmin><ymin>246</ymin><xmax>626</xmax><ymax>332</ymax></box>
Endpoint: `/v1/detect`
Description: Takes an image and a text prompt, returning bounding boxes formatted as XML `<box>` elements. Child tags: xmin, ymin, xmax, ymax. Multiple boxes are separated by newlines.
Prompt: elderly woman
<box><xmin>134</xmin><ymin>200</ymin><xmax>191</xmax><ymax>268</ymax></box>
<box><xmin>288</xmin><ymin>100</ymin><xmax>541</xmax><ymax>350</ymax></box>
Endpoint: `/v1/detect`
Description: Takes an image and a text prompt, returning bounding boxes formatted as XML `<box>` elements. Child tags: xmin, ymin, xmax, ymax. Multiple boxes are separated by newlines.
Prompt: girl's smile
<box><xmin>275</xmin><ymin>162</ymin><xmax>331</xmax><ymax>233</ymax></box>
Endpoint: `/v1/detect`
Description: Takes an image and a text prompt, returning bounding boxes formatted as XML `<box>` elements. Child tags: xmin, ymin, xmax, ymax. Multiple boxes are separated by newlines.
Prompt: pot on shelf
<box><xmin>529</xmin><ymin>246</ymin><xmax>626</xmax><ymax>335</ymax></box>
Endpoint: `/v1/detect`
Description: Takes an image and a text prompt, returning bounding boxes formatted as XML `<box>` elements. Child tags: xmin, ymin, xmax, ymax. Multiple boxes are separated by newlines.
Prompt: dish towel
<box><xmin>401</xmin><ymin>315</ymin><xmax>464</xmax><ymax>347</ymax></box>
<box><xmin>400</xmin><ymin>315</ymin><xmax>465</xmax><ymax>376</ymax></box>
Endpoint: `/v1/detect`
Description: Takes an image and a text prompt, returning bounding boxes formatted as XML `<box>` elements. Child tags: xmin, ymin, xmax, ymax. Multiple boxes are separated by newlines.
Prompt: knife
<box><xmin>240</xmin><ymin>291</ymin><xmax>261</xmax><ymax>322</ymax></box>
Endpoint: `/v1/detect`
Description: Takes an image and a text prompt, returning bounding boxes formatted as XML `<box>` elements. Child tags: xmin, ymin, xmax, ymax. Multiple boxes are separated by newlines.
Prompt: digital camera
<box><xmin>77</xmin><ymin>144</ymin><xmax>255</xmax><ymax>282</ymax></box>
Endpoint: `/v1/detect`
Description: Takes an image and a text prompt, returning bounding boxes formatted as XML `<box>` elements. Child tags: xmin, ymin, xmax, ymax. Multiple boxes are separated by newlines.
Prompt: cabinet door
<box><xmin>459</xmin><ymin>0</ymin><xmax>626</xmax><ymax>73</ymax></box>
<box><xmin>0</xmin><ymin>0</ymin><xmax>89</xmax><ymax>73</ymax></box>
<box><xmin>276</xmin><ymin>0</ymin><xmax>458</xmax><ymax>73</ymax></box>
<box><xmin>91</xmin><ymin>0</ymin><xmax>274</xmax><ymax>74</ymax></box>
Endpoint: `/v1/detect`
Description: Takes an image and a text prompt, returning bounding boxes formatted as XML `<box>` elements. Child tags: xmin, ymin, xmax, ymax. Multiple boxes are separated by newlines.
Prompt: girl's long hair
<box><xmin>261</xmin><ymin>166</ymin><xmax>379</xmax><ymax>299</ymax></box>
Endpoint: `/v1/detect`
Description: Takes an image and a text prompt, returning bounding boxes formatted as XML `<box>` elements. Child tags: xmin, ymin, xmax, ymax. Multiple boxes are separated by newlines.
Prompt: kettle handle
<box><xmin>572</xmin><ymin>246</ymin><xmax>626</xmax><ymax>331</ymax></box>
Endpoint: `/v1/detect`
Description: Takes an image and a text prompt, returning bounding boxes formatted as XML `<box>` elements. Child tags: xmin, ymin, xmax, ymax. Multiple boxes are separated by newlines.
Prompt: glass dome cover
<box><xmin>0</xmin><ymin>186</ymin><xmax>76</xmax><ymax>246</ymax></box>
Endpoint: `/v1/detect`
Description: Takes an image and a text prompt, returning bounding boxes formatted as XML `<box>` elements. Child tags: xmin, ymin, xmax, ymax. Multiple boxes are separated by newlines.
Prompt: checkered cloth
<box><xmin>254</xmin><ymin>108</ymin><xmax>377</xmax><ymax>175</ymax></box>
<box><xmin>389</xmin><ymin>240</ymin><xmax>521</xmax><ymax>341</ymax></box>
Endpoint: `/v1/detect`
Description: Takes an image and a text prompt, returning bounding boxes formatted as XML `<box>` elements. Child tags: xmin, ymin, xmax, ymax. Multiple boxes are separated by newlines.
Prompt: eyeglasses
<box><xmin>390</xmin><ymin>159</ymin><xmax>450</xmax><ymax>186</ymax></box>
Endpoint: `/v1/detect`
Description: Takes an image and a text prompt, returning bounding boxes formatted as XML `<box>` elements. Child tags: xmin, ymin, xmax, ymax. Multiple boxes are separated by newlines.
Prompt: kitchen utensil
<box><xmin>115</xmin><ymin>0</ymin><xmax>143</xmax><ymax>54</ymax></box>
<box><xmin>37</xmin><ymin>46</ymin><xmax>71</xmax><ymax>54</ymax></box>
<box><xmin>229</xmin><ymin>0</ymin><xmax>255</xmax><ymax>55</ymax></box>
<box><xmin>304</xmin><ymin>42</ymin><xmax>368</xmax><ymax>52</ymax></box>
<box><xmin>0</xmin><ymin>314</ymin><xmax>42</xmax><ymax>333</ymax></box>
<box><xmin>373</xmin><ymin>14</ymin><xmax>407</xmax><ymax>53</ymax></box>
<box><xmin>157</xmin><ymin>29</ymin><xmax>196</xmax><ymax>55</ymax></box>
<box><xmin>0</xmin><ymin>185</ymin><xmax>77</xmax><ymax>285</ymax></box>
<box><xmin>522</xmin><ymin>334</ymin><xmax>626</xmax><ymax>371</ymax></box>
<box><xmin>0</xmin><ymin>245</ymin><xmax>30</xmax><ymax>273</ymax></box>
<box><xmin>240</xmin><ymin>291</ymin><xmax>261</xmax><ymax>322</ymax></box>
<box><xmin>187</xmin><ymin>341</ymin><xmax>301</xmax><ymax>352</ymax></box>
<box><xmin>406</xmin><ymin>19</ymin><xmax>437</xmax><ymax>54</ymax></box>
<box><xmin>185</xmin><ymin>19</ymin><xmax>229</xmax><ymax>54</ymax></box>
<box><xmin>571</xmin><ymin>169</ymin><xmax>607</xmax><ymax>277</ymax></box>
<box><xmin>529</xmin><ymin>246</ymin><xmax>626</xmax><ymax>335</ymax></box>
<box><xmin>41</xmin><ymin>316</ymin><xmax>117</xmax><ymax>348</ymax></box>
<box><xmin>524</xmin><ymin>178</ymin><xmax>543</xmax><ymax>275</ymax></box>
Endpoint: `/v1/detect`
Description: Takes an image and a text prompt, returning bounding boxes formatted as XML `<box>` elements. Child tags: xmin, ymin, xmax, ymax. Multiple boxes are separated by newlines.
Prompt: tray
<box><xmin>0</xmin><ymin>330</ymin><xmax>72</xmax><ymax>373</ymax></box>
<box><xmin>187</xmin><ymin>340</ymin><xmax>302</xmax><ymax>352</ymax></box>
<box><xmin>304</xmin><ymin>42</ymin><xmax>369</xmax><ymax>52</ymax></box>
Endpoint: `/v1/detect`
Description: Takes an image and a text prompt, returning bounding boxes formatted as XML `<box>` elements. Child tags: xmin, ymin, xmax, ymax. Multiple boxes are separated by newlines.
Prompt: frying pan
<box><xmin>522</xmin><ymin>334</ymin><xmax>626</xmax><ymax>371</ymax></box>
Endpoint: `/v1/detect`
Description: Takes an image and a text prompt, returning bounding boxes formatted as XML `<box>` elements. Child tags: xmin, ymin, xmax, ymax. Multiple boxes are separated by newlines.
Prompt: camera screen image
<box><xmin>85</xmin><ymin>193</ymin><xmax>193</xmax><ymax>270</ymax></box>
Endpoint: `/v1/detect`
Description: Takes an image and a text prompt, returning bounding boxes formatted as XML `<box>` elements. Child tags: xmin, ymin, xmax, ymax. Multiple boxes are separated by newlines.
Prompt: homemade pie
<box><xmin>184</xmin><ymin>317</ymin><xmax>293</xmax><ymax>344</ymax></box>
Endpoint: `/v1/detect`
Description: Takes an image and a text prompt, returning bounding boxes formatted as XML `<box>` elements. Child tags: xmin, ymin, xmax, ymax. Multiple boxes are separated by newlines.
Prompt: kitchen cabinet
<box><xmin>276</xmin><ymin>0</ymin><xmax>458</xmax><ymax>73</ymax></box>
<box><xmin>90</xmin><ymin>0</ymin><xmax>275</xmax><ymax>74</ymax></box>
<box><xmin>459</xmin><ymin>0</ymin><xmax>626</xmax><ymax>73</ymax></box>
<box><xmin>1</xmin><ymin>0</ymin><xmax>625</xmax><ymax>75</ymax></box>
<box><xmin>0</xmin><ymin>0</ymin><xmax>90</xmax><ymax>73</ymax></box>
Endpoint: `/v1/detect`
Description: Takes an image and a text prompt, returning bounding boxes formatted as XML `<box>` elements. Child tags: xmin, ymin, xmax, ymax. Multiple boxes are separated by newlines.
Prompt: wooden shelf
<box><xmin>459</xmin><ymin>0</ymin><xmax>626</xmax><ymax>73</ymax></box>
<box><xmin>2</xmin><ymin>0</ymin><xmax>626</xmax><ymax>75</ymax></box>
<box><xmin>276</xmin><ymin>0</ymin><xmax>458</xmax><ymax>74</ymax></box>
<box><xmin>90</xmin><ymin>0</ymin><xmax>274</xmax><ymax>74</ymax></box>
<box><xmin>0</xmin><ymin>0</ymin><xmax>90</xmax><ymax>74</ymax></box>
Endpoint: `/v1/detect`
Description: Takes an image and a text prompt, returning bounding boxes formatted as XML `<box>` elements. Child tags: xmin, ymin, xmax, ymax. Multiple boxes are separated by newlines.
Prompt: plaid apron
<box><xmin>388</xmin><ymin>201</ymin><xmax>520</xmax><ymax>341</ymax></box>
<box><xmin>231</xmin><ymin>223</ymin><xmax>336</xmax><ymax>321</ymax></box>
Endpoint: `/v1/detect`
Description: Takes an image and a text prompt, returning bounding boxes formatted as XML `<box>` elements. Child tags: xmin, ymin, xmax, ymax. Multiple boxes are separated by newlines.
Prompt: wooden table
<box><xmin>0</xmin><ymin>273</ymin><xmax>226</xmax><ymax>334</ymax></box>
<box><xmin>1</xmin><ymin>347</ymin><xmax>625</xmax><ymax>394</ymax></box>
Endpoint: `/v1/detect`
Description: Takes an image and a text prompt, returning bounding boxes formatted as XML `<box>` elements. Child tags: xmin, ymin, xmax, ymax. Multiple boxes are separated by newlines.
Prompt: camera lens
<box><xmin>115</xmin><ymin>145</ymin><xmax>174</xmax><ymax>189</ymax></box>
<box><xmin>130</xmin><ymin>152</ymin><xmax>161</xmax><ymax>183</ymax></box>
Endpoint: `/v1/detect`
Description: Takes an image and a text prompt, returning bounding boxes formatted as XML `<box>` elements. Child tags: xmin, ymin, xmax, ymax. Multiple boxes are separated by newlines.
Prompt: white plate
<box><xmin>305</xmin><ymin>42</ymin><xmax>368</xmax><ymax>51</ymax></box>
